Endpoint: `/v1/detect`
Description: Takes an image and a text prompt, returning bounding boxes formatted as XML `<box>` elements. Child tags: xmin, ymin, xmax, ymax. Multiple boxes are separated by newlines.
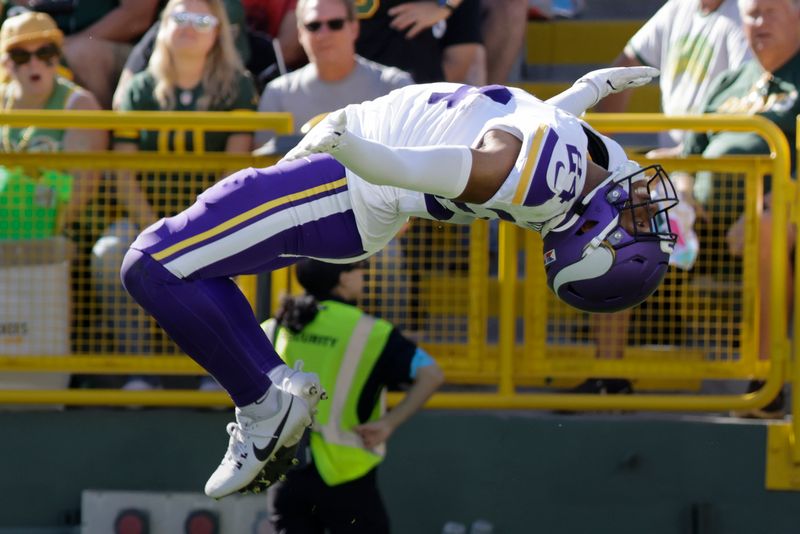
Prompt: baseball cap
<box><xmin>295</xmin><ymin>259</ymin><xmax>367</xmax><ymax>299</ymax></box>
<box><xmin>1</xmin><ymin>11</ymin><xmax>63</xmax><ymax>53</ymax></box>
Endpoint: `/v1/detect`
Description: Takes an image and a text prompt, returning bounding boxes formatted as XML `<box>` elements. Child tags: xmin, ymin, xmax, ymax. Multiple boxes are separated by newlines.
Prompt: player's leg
<box><xmin>120</xmin><ymin>155</ymin><xmax>365</xmax><ymax>497</ymax></box>
<box><xmin>122</xmin><ymin>154</ymin><xmax>362</xmax><ymax>399</ymax></box>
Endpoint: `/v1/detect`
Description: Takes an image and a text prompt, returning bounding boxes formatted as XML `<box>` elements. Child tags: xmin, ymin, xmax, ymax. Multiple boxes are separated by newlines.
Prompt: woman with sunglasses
<box><xmin>0</xmin><ymin>11</ymin><xmax>107</xmax><ymax>240</ymax></box>
<box><xmin>92</xmin><ymin>0</ymin><xmax>258</xmax><ymax>389</ymax></box>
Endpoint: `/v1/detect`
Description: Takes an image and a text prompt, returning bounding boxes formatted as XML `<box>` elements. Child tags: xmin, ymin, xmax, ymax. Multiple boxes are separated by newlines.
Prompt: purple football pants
<box><xmin>120</xmin><ymin>155</ymin><xmax>365</xmax><ymax>406</ymax></box>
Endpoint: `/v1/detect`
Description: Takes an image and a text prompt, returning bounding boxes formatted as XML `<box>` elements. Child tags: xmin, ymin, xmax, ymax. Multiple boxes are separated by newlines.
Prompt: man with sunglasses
<box><xmin>0</xmin><ymin>11</ymin><xmax>106</xmax><ymax>236</ymax></box>
<box><xmin>254</xmin><ymin>0</ymin><xmax>413</xmax><ymax>150</ymax></box>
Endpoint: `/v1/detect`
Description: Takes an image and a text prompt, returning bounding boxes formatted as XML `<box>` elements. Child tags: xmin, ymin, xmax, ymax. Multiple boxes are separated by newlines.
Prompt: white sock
<box><xmin>238</xmin><ymin>384</ymin><xmax>281</xmax><ymax>418</ymax></box>
<box><xmin>267</xmin><ymin>363</ymin><xmax>292</xmax><ymax>388</ymax></box>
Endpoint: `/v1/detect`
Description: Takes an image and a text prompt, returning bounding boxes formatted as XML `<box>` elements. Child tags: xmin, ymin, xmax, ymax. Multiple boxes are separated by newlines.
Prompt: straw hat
<box><xmin>0</xmin><ymin>11</ymin><xmax>63</xmax><ymax>53</ymax></box>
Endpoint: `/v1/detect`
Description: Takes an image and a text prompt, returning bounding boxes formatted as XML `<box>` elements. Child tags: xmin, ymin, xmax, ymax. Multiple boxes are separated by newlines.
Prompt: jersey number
<box><xmin>556</xmin><ymin>144</ymin><xmax>582</xmax><ymax>203</ymax></box>
<box><xmin>427</xmin><ymin>85</ymin><xmax>513</xmax><ymax>108</ymax></box>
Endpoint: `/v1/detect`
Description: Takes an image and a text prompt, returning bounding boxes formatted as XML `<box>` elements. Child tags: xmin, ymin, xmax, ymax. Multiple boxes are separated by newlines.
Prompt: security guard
<box><xmin>262</xmin><ymin>258</ymin><xmax>443</xmax><ymax>533</ymax></box>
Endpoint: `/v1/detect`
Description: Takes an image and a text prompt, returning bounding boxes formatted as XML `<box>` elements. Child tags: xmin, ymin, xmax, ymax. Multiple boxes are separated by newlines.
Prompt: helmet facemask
<box><xmin>603</xmin><ymin>163</ymin><xmax>678</xmax><ymax>252</ymax></box>
<box><xmin>542</xmin><ymin>162</ymin><xmax>679</xmax><ymax>313</ymax></box>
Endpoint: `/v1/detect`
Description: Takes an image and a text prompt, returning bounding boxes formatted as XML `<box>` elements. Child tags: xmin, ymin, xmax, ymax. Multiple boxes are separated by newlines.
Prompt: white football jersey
<box><xmin>341</xmin><ymin>83</ymin><xmax>614</xmax><ymax>255</ymax></box>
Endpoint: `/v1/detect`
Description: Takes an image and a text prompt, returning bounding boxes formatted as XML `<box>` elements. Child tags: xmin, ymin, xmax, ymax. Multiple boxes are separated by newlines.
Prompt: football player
<box><xmin>120</xmin><ymin>66</ymin><xmax>678</xmax><ymax>498</ymax></box>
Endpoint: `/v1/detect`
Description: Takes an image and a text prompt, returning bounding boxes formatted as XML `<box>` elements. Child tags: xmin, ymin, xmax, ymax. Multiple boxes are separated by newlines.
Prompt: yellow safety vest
<box><xmin>271</xmin><ymin>300</ymin><xmax>393</xmax><ymax>485</ymax></box>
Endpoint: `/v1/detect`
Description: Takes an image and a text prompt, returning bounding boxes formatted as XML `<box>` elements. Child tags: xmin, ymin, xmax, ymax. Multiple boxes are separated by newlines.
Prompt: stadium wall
<box><xmin>1</xmin><ymin>409</ymin><xmax>798</xmax><ymax>533</ymax></box>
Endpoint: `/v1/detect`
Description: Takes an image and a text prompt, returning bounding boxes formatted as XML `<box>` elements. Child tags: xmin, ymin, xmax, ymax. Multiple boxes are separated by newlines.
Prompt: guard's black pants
<box><xmin>272</xmin><ymin>464</ymin><xmax>390</xmax><ymax>534</ymax></box>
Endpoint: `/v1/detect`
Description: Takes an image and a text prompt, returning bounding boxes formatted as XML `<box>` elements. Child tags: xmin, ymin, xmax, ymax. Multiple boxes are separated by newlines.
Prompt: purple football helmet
<box><xmin>542</xmin><ymin>161</ymin><xmax>678</xmax><ymax>313</ymax></box>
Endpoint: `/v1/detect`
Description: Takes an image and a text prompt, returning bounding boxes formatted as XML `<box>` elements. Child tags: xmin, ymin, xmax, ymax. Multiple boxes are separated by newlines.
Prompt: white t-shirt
<box><xmin>627</xmin><ymin>0</ymin><xmax>752</xmax><ymax>144</ymax></box>
<box><xmin>340</xmin><ymin>83</ymin><xmax>617</xmax><ymax>256</ymax></box>
<box><xmin>255</xmin><ymin>56</ymin><xmax>413</xmax><ymax>146</ymax></box>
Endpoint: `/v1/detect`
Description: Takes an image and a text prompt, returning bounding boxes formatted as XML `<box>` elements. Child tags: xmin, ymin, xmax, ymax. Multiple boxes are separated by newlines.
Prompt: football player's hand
<box><xmin>354</xmin><ymin>419</ymin><xmax>394</xmax><ymax>449</ymax></box>
<box><xmin>282</xmin><ymin>109</ymin><xmax>348</xmax><ymax>162</ymax></box>
<box><xmin>576</xmin><ymin>66</ymin><xmax>660</xmax><ymax>104</ymax></box>
<box><xmin>388</xmin><ymin>1</ymin><xmax>449</xmax><ymax>38</ymax></box>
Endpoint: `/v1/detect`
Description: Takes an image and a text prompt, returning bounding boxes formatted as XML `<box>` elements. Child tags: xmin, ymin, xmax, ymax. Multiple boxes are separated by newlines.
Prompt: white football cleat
<box><xmin>204</xmin><ymin>385</ymin><xmax>312</xmax><ymax>499</ymax></box>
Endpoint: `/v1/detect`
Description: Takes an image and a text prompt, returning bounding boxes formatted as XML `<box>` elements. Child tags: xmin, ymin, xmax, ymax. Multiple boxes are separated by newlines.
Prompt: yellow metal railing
<box><xmin>0</xmin><ymin>110</ymin><xmax>293</xmax><ymax>401</ymax></box>
<box><xmin>0</xmin><ymin>109</ymin><xmax>293</xmax><ymax>155</ymax></box>
<box><xmin>0</xmin><ymin>113</ymin><xmax>792</xmax><ymax>412</ymax></box>
<box><xmin>516</xmin><ymin>156</ymin><xmax>770</xmax><ymax>381</ymax></box>
<box><xmin>270</xmin><ymin>115</ymin><xmax>793</xmax><ymax>405</ymax></box>
<box><xmin>1</xmin><ymin>110</ymin><xmax>797</xmax><ymax>490</ymax></box>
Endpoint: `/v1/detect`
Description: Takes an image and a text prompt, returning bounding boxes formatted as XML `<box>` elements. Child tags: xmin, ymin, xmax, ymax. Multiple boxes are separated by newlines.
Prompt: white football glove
<box><xmin>576</xmin><ymin>66</ymin><xmax>660</xmax><ymax>107</ymax></box>
<box><xmin>282</xmin><ymin>109</ymin><xmax>348</xmax><ymax>162</ymax></box>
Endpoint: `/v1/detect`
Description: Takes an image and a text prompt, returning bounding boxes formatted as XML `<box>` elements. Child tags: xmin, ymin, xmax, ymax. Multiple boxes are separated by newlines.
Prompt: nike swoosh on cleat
<box><xmin>253</xmin><ymin>396</ymin><xmax>294</xmax><ymax>462</ymax></box>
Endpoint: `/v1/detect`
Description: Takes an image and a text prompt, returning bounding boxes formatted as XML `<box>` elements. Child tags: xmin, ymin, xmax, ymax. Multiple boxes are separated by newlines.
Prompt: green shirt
<box><xmin>684</xmin><ymin>51</ymin><xmax>800</xmax><ymax>173</ymax></box>
<box><xmin>0</xmin><ymin>76</ymin><xmax>79</xmax><ymax>239</ymax></box>
<box><xmin>113</xmin><ymin>69</ymin><xmax>258</xmax><ymax>152</ymax></box>
<box><xmin>0</xmin><ymin>76</ymin><xmax>79</xmax><ymax>153</ymax></box>
<box><xmin>111</xmin><ymin>70</ymin><xmax>257</xmax><ymax>219</ymax></box>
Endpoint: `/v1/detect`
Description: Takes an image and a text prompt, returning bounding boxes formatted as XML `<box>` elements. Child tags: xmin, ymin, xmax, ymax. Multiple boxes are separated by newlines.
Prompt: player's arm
<box><xmin>282</xmin><ymin>111</ymin><xmax>520</xmax><ymax>203</ymax></box>
<box><xmin>354</xmin><ymin>351</ymin><xmax>444</xmax><ymax>449</ymax></box>
<box><xmin>457</xmin><ymin>129</ymin><xmax>520</xmax><ymax>203</ymax></box>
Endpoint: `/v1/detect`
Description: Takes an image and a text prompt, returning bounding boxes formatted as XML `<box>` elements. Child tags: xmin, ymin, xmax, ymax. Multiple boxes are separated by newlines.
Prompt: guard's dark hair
<box><xmin>278</xmin><ymin>259</ymin><xmax>367</xmax><ymax>332</ymax></box>
<box><xmin>294</xmin><ymin>258</ymin><xmax>366</xmax><ymax>301</ymax></box>
<box><xmin>275</xmin><ymin>294</ymin><xmax>320</xmax><ymax>333</ymax></box>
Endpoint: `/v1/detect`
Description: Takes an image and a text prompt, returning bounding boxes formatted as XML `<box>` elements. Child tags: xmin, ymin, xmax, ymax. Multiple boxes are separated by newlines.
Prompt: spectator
<box><xmin>355</xmin><ymin>0</ymin><xmax>486</xmax><ymax>84</ymax></box>
<box><xmin>262</xmin><ymin>259</ymin><xmax>444</xmax><ymax>533</ymax></box>
<box><xmin>597</xmin><ymin>0</ymin><xmax>752</xmax><ymax>151</ymax></box>
<box><xmin>0</xmin><ymin>11</ymin><xmax>106</xmax><ymax>238</ymax></box>
<box><xmin>254</xmin><ymin>0</ymin><xmax>413</xmax><ymax>150</ymax></box>
<box><xmin>112</xmin><ymin>0</ymin><xmax>259</xmax><ymax>109</ymax></box>
<box><xmin>686</xmin><ymin>0</ymin><xmax>800</xmax><ymax>418</ymax></box>
<box><xmin>7</xmin><ymin>0</ymin><xmax>162</xmax><ymax>109</ymax></box>
<box><xmin>576</xmin><ymin>0</ymin><xmax>750</xmax><ymax>395</ymax></box>
<box><xmin>93</xmin><ymin>0</ymin><xmax>258</xmax><ymax>390</ymax></box>
<box><xmin>480</xmin><ymin>0</ymin><xmax>527</xmax><ymax>84</ymax></box>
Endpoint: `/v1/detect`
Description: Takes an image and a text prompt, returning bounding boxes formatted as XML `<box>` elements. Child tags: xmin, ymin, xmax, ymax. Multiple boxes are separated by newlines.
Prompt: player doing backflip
<box><xmin>120</xmin><ymin>66</ymin><xmax>677</xmax><ymax>498</ymax></box>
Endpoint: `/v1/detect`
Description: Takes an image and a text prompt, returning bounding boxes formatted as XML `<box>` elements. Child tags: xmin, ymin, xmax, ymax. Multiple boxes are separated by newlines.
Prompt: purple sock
<box><xmin>121</xmin><ymin>249</ymin><xmax>276</xmax><ymax>406</ymax></box>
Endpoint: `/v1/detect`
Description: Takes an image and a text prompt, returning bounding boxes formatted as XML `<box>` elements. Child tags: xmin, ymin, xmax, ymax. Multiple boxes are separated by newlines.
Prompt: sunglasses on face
<box><xmin>7</xmin><ymin>44</ymin><xmax>60</xmax><ymax>66</ymax></box>
<box><xmin>169</xmin><ymin>11</ymin><xmax>219</xmax><ymax>32</ymax></box>
<box><xmin>303</xmin><ymin>18</ymin><xmax>347</xmax><ymax>32</ymax></box>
